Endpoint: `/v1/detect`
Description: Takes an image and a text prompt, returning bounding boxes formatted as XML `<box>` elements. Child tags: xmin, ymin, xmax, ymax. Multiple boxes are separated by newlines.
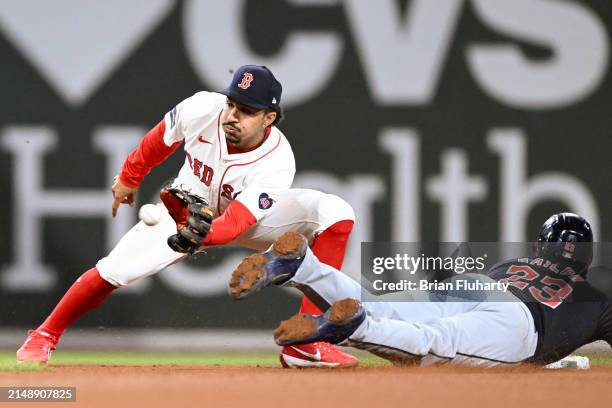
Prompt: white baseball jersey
<box><xmin>98</xmin><ymin>92</ymin><xmax>355</xmax><ymax>286</ymax></box>
<box><xmin>163</xmin><ymin>91</ymin><xmax>296</xmax><ymax>218</ymax></box>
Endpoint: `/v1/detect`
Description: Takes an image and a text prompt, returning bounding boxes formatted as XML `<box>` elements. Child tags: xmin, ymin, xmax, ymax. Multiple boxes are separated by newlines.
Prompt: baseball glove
<box><xmin>160</xmin><ymin>186</ymin><xmax>214</xmax><ymax>254</ymax></box>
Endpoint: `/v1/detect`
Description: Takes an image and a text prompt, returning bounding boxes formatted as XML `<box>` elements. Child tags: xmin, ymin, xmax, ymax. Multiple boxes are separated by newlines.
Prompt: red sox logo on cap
<box><xmin>238</xmin><ymin>72</ymin><xmax>254</xmax><ymax>90</ymax></box>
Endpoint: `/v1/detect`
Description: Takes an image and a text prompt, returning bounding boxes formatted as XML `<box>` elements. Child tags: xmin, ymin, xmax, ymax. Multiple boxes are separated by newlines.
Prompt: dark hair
<box><xmin>266</xmin><ymin>106</ymin><xmax>284</xmax><ymax>127</ymax></box>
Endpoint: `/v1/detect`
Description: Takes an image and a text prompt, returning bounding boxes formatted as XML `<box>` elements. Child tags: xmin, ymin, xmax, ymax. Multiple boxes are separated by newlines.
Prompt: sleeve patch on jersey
<box><xmin>258</xmin><ymin>193</ymin><xmax>274</xmax><ymax>210</ymax></box>
<box><xmin>169</xmin><ymin>107</ymin><xmax>177</xmax><ymax>129</ymax></box>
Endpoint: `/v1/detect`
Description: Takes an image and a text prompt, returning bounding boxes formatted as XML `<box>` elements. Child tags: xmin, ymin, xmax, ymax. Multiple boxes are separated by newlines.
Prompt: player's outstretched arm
<box><xmin>111</xmin><ymin>119</ymin><xmax>182</xmax><ymax>217</ymax></box>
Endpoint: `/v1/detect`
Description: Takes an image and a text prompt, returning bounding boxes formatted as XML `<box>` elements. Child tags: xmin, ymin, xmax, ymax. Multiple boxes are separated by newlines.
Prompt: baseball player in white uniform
<box><xmin>17</xmin><ymin>65</ymin><xmax>357</xmax><ymax>367</ymax></box>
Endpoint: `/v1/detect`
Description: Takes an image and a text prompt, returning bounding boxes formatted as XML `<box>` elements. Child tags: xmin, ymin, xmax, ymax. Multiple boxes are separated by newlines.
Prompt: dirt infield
<box><xmin>1</xmin><ymin>365</ymin><xmax>612</xmax><ymax>408</ymax></box>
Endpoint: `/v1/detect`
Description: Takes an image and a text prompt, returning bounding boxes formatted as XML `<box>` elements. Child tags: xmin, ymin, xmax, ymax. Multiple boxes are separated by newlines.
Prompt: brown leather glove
<box><xmin>160</xmin><ymin>186</ymin><xmax>214</xmax><ymax>254</ymax></box>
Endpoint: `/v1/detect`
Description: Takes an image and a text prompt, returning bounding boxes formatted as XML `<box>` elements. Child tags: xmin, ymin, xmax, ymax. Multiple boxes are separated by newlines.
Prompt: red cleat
<box><xmin>280</xmin><ymin>341</ymin><xmax>358</xmax><ymax>368</ymax></box>
<box><xmin>16</xmin><ymin>329</ymin><xmax>58</xmax><ymax>364</ymax></box>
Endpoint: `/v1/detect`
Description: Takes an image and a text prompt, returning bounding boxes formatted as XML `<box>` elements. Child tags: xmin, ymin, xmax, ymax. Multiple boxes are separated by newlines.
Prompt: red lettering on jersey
<box><xmin>186</xmin><ymin>155</ymin><xmax>215</xmax><ymax>187</ymax></box>
<box><xmin>503</xmin><ymin>265</ymin><xmax>539</xmax><ymax>290</ymax></box>
<box><xmin>193</xmin><ymin>158</ymin><xmax>203</xmax><ymax>178</ymax></box>
<box><xmin>502</xmin><ymin>264</ymin><xmax>575</xmax><ymax>309</ymax></box>
<box><xmin>221</xmin><ymin>184</ymin><xmax>240</xmax><ymax>201</ymax></box>
<box><xmin>238</xmin><ymin>72</ymin><xmax>254</xmax><ymax>90</ymax></box>
<box><xmin>560</xmin><ymin>266</ymin><xmax>580</xmax><ymax>277</ymax></box>
<box><xmin>201</xmin><ymin>165</ymin><xmax>214</xmax><ymax>186</ymax></box>
<box><xmin>221</xmin><ymin>184</ymin><xmax>234</xmax><ymax>201</ymax></box>
<box><xmin>568</xmin><ymin>273</ymin><xmax>585</xmax><ymax>282</ymax></box>
<box><xmin>528</xmin><ymin>276</ymin><xmax>572</xmax><ymax>309</ymax></box>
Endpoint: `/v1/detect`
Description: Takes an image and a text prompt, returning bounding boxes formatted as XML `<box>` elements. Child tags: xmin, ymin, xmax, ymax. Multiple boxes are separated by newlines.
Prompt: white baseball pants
<box><xmin>289</xmin><ymin>247</ymin><xmax>539</xmax><ymax>367</ymax></box>
<box><xmin>97</xmin><ymin>189</ymin><xmax>354</xmax><ymax>286</ymax></box>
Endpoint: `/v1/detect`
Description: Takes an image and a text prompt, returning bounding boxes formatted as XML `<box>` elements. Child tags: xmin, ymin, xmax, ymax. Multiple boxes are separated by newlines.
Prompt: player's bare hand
<box><xmin>111</xmin><ymin>176</ymin><xmax>137</xmax><ymax>217</ymax></box>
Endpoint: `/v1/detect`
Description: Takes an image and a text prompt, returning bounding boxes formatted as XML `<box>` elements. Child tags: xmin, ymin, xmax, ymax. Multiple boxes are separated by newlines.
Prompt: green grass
<box><xmin>0</xmin><ymin>359</ymin><xmax>49</xmax><ymax>372</ymax></box>
<box><xmin>583</xmin><ymin>352</ymin><xmax>612</xmax><ymax>367</ymax></box>
<box><xmin>0</xmin><ymin>351</ymin><xmax>389</xmax><ymax>371</ymax></box>
<box><xmin>2</xmin><ymin>351</ymin><xmax>611</xmax><ymax>372</ymax></box>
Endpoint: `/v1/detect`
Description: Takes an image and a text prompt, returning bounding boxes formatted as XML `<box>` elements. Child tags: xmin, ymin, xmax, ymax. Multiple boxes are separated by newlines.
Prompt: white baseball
<box><xmin>139</xmin><ymin>204</ymin><xmax>162</xmax><ymax>226</ymax></box>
